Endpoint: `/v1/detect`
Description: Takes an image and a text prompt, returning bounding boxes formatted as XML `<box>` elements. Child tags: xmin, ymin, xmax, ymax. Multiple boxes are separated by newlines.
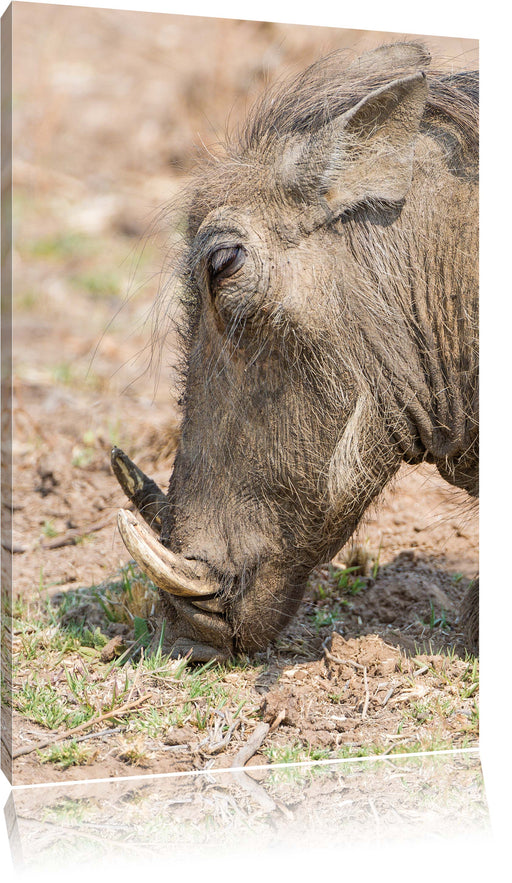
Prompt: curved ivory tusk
<box><xmin>117</xmin><ymin>509</ymin><xmax>219</xmax><ymax>598</ymax></box>
<box><xmin>111</xmin><ymin>447</ymin><xmax>168</xmax><ymax>533</ymax></box>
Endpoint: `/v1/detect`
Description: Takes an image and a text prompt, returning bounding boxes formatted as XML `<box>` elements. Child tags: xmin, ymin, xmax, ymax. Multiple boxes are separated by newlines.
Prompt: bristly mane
<box><xmin>238</xmin><ymin>46</ymin><xmax>478</xmax><ymax>164</ymax></box>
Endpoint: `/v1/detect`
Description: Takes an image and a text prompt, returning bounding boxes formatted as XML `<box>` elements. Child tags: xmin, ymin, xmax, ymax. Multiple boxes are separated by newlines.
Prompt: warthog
<box><xmin>112</xmin><ymin>42</ymin><xmax>478</xmax><ymax>661</ymax></box>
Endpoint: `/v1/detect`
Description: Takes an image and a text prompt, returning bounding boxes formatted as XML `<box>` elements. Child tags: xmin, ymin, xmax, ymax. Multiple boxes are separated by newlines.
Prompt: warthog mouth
<box><xmin>111</xmin><ymin>447</ymin><xmax>232</xmax><ymax>660</ymax></box>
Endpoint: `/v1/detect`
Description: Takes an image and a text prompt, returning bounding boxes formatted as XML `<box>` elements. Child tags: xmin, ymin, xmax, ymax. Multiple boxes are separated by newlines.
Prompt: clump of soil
<box><xmin>260</xmin><ymin>632</ymin><xmax>476</xmax><ymax>758</ymax></box>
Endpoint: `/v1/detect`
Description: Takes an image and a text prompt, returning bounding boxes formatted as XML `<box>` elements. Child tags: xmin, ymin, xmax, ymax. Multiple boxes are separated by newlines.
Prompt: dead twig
<box><xmin>361</xmin><ymin>666</ymin><xmax>370</xmax><ymax>720</ymax></box>
<box><xmin>382</xmin><ymin>736</ymin><xmax>416</xmax><ymax>755</ymax></box>
<box><xmin>19</xmin><ymin>815</ymin><xmax>156</xmax><ymax>856</ymax></box>
<box><xmin>323</xmin><ymin>643</ymin><xmax>370</xmax><ymax>719</ymax></box>
<box><xmin>268</xmin><ymin>708</ymin><xmax>287</xmax><ymax>734</ymax></box>
<box><xmin>13</xmin><ymin>693</ymin><xmax>153</xmax><ymax>759</ymax></box>
<box><xmin>229</xmin><ymin>716</ymin><xmax>281</xmax><ymax>816</ymax></box>
<box><xmin>381</xmin><ymin>686</ymin><xmax>395</xmax><ymax>707</ymax></box>
<box><xmin>323</xmin><ymin>645</ymin><xmax>366</xmax><ymax>671</ymax></box>
<box><xmin>6</xmin><ymin>516</ymin><xmax>114</xmax><ymax>554</ymax></box>
<box><xmin>207</xmin><ymin>718</ymin><xmax>241</xmax><ymax>755</ymax></box>
<box><xmin>231</xmin><ymin>722</ymin><xmax>270</xmax><ymax>769</ymax></box>
<box><xmin>1</xmin><ymin>540</ymin><xmax>29</xmax><ymax>555</ymax></box>
<box><xmin>159</xmin><ymin>744</ymin><xmax>190</xmax><ymax>752</ymax></box>
<box><xmin>40</xmin><ymin>516</ymin><xmax>114</xmax><ymax>550</ymax></box>
<box><xmin>231</xmin><ymin>768</ymin><xmax>276</xmax><ymax>813</ymax></box>
<box><xmin>73</xmin><ymin>726</ymin><xmax>125</xmax><ymax>744</ymax></box>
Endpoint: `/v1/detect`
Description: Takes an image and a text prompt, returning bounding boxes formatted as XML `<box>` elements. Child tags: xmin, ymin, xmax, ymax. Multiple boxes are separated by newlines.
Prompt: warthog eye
<box><xmin>208</xmin><ymin>245</ymin><xmax>246</xmax><ymax>285</ymax></box>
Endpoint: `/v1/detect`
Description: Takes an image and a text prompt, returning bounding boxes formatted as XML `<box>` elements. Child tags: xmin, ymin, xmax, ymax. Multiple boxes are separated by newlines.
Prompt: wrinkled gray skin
<box><xmin>114</xmin><ymin>43</ymin><xmax>478</xmax><ymax>661</ymax></box>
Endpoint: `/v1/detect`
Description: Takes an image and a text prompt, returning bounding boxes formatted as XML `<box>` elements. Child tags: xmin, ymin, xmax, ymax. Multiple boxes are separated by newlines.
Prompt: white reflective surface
<box><xmin>4</xmin><ymin>748</ymin><xmax>489</xmax><ymax>877</ymax></box>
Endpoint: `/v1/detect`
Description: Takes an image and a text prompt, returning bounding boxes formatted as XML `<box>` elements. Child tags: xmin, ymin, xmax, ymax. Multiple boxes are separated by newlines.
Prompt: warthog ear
<box><xmin>280</xmin><ymin>72</ymin><xmax>428</xmax><ymax>215</ymax></box>
<box><xmin>346</xmin><ymin>42</ymin><xmax>431</xmax><ymax>77</ymax></box>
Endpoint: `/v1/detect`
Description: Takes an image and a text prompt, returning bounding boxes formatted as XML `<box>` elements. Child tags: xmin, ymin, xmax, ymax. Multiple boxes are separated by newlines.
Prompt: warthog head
<box><xmin>113</xmin><ymin>43</ymin><xmax>478</xmax><ymax>660</ymax></box>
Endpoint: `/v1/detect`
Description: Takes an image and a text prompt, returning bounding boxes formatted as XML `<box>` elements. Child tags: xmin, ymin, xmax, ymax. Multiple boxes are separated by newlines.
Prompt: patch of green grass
<box><xmin>264</xmin><ymin>741</ymin><xmax>332</xmax><ymax>765</ymax></box>
<box><xmin>469</xmin><ymin>704</ymin><xmax>479</xmax><ymax>728</ymax></box>
<box><xmin>149</xmin><ymin>695</ymin><xmax>217</xmax><ymax>734</ymax></box>
<box><xmin>14</xmin><ymin>681</ymin><xmax>92</xmax><ymax>730</ymax></box>
<box><xmin>395</xmin><ymin>735</ymin><xmax>462</xmax><ymax>754</ymax></box>
<box><xmin>124</xmin><ymin>651</ymin><xmax>245</xmax><ymax>738</ymax></box>
<box><xmin>334</xmin><ymin>744</ymin><xmax>383</xmax><ymax>759</ymax></box>
<box><xmin>53</xmin><ymin>363</ymin><xmax>73</xmax><ymax>385</ymax></box>
<box><xmin>13</xmin><ymin>611</ymin><xmax>94</xmax><ymax>669</ymax></box>
<box><xmin>12</xmin><ymin>573</ymin><xmax>253</xmax><ymax>756</ymax></box>
<box><xmin>217</xmin><ymin>656</ymin><xmax>253</xmax><ymax>675</ymax></box>
<box><xmin>461</xmin><ymin>659</ymin><xmax>479</xmax><ymax>698</ymax></box>
<box><xmin>91</xmin><ymin>564</ymin><xmax>159</xmax><ymax>628</ymax></box>
<box><xmin>23</xmin><ymin>231</ymin><xmax>94</xmax><ymax>260</ymax></box>
<box><xmin>173</xmin><ymin>662</ymin><xmax>232</xmax><ymax>730</ymax></box>
<box><xmin>38</xmin><ymin>739</ymin><xmax>95</xmax><ymax>770</ymax></box>
<box><xmin>138</xmin><ymin>647</ymin><xmax>188</xmax><ymax>680</ymax></box>
<box><xmin>71</xmin><ymin>270</ymin><xmax>121</xmax><ymax>299</ymax></box>
<box><xmin>17</xmin><ymin>626</ymin><xmax>52</xmax><ymax>662</ymax></box>
<box><xmin>129</xmin><ymin>707</ymin><xmax>180</xmax><ymax>739</ymax></box>
<box><xmin>334</xmin><ymin>735</ymin><xmax>466</xmax><ymax>759</ymax></box>
<box><xmin>418</xmin><ymin>601</ymin><xmax>452</xmax><ymax>632</ymax></box>
<box><xmin>69</xmin><ymin>625</ymin><xmax>108</xmax><ymax>651</ymax></box>
<box><xmin>41</xmin><ymin>796</ymin><xmax>96</xmax><ymax>824</ymax></box>
<box><xmin>400</xmin><ymin>683</ymin><xmax>478</xmax><ymax>735</ymax></box>
<box><xmin>5</xmin><ymin>594</ymin><xmax>30</xmax><ymax>621</ymax></box>
<box><xmin>133</xmin><ymin>616</ymin><xmax>151</xmax><ymax>649</ymax></box>
<box><xmin>45</xmin><ymin>567</ymin><xmax>159</xmax><ymax>665</ymax></box>
<box><xmin>267</xmin><ymin>759</ymin><xmax>334</xmax><ymax>787</ymax></box>
<box><xmin>62</xmin><ymin>666</ymin><xmax>96</xmax><ymax>713</ymax></box>
<box><xmin>313</xmin><ymin>604</ymin><xmax>346</xmax><ymax>631</ymax></box>
<box><xmin>14</xmin><ymin>288</ymin><xmax>38</xmax><ymax>310</ymax></box>
<box><xmin>308</xmin><ymin>564</ymin><xmax>368</xmax><ymax>634</ymax></box>
<box><xmin>168</xmin><ymin>703</ymin><xmax>194</xmax><ymax>729</ymax></box>
<box><xmin>71</xmin><ymin>270</ymin><xmax>123</xmax><ymax>300</ymax></box>
<box><xmin>42</xmin><ymin>520</ymin><xmax>58</xmax><ymax>539</ymax></box>
<box><xmin>330</xmin><ymin>565</ymin><xmax>366</xmax><ymax>595</ymax></box>
<box><xmin>408</xmin><ymin>701</ymin><xmax>435</xmax><ymax>723</ymax></box>
<box><xmin>92</xmin><ymin>590</ymin><xmax>123</xmax><ymax>623</ymax></box>
<box><xmin>311</xmin><ymin>565</ymin><xmax>366</xmax><ymax>601</ymax></box>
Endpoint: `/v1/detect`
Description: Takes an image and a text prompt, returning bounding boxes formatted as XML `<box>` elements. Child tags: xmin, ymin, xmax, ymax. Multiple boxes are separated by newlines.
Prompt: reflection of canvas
<box><xmin>2</xmin><ymin>2</ymin><xmax>478</xmax><ymax>794</ymax></box>
<box><xmin>6</xmin><ymin>751</ymin><xmax>489</xmax><ymax>870</ymax></box>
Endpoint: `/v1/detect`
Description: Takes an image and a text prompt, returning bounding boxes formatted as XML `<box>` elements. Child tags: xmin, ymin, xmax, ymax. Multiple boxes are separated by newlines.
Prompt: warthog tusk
<box><xmin>111</xmin><ymin>447</ymin><xmax>167</xmax><ymax>533</ymax></box>
<box><xmin>117</xmin><ymin>509</ymin><xmax>219</xmax><ymax>598</ymax></box>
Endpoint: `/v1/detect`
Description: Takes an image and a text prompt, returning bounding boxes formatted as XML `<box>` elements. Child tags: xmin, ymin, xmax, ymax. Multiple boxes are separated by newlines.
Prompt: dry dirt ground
<box><xmin>4</xmin><ymin>4</ymin><xmax>478</xmax><ymax>785</ymax></box>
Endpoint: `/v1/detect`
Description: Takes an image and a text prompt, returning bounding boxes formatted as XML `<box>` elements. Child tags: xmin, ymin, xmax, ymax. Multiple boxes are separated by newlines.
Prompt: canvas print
<box><xmin>2</xmin><ymin>2</ymin><xmax>478</xmax><ymax>788</ymax></box>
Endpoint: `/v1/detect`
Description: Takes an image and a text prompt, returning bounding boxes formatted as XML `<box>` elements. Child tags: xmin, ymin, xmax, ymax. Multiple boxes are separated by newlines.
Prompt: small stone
<box><xmin>100</xmin><ymin>634</ymin><xmax>125</xmax><ymax>662</ymax></box>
